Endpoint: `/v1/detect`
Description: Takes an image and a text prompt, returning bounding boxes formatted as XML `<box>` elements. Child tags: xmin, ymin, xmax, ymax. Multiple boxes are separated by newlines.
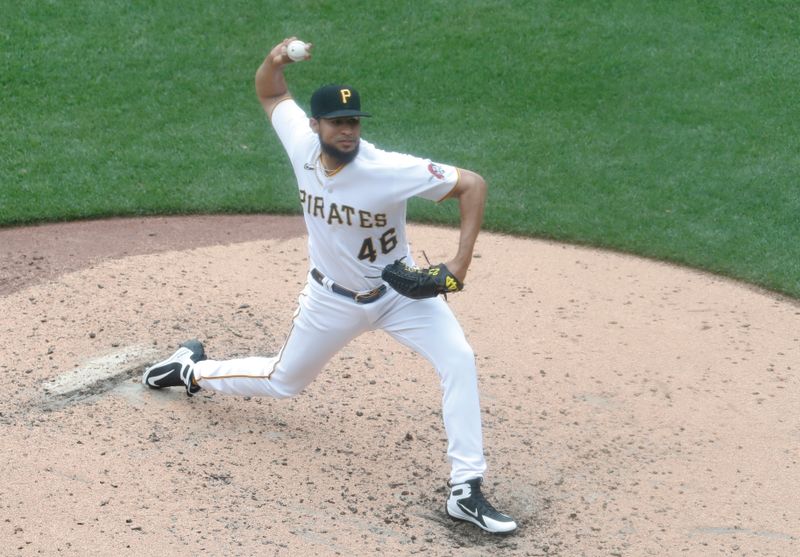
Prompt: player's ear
<box><xmin>309</xmin><ymin>118</ymin><xmax>320</xmax><ymax>133</ymax></box>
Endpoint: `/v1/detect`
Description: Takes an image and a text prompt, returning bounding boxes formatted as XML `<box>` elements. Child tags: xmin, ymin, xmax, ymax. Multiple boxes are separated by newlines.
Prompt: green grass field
<box><xmin>2</xmin><ymin>1</ymin><xmax>799</xmax><ymax>298</ymax></box>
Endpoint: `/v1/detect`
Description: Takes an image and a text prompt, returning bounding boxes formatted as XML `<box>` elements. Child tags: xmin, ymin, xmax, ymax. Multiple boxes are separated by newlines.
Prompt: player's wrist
<box><xmin>445</xmin><ymin>258</ymin><xmax>470</xmax><ymax>283</ymax></box>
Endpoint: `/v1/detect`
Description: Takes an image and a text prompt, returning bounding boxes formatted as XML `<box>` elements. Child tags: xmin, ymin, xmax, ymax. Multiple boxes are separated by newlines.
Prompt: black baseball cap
<box><xmin>310</xmin><ymin>84</ymin><xmax>371</xmax><ymax>119</ymax></box>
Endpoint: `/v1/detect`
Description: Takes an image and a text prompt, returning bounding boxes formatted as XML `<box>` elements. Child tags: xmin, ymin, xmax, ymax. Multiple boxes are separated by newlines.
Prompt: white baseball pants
<box><xmin>193</xmin><ymin>273</ymin><xmax>486</xmax><ymax>483</ymax></box>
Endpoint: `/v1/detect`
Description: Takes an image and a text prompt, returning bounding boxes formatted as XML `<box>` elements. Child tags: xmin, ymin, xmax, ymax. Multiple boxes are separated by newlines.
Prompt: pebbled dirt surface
<box><xmin>0</xmin><ymin>215</ymin><xmax>798</xmax><ymax>556</ymax></box>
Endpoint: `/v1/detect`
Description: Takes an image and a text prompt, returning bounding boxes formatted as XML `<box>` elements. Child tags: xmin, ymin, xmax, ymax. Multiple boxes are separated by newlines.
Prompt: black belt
<box><xmin>311</xmin><ymin>268</ymin><xmax>387</xmax><ymax>304</ymax></box>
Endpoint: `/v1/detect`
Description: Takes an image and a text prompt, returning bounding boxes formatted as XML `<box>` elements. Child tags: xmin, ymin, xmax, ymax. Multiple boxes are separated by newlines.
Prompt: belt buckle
<box><xmin>354</xmin><ymin>287</ymin><xmax>381</xmax><ymax>304</ymax></box>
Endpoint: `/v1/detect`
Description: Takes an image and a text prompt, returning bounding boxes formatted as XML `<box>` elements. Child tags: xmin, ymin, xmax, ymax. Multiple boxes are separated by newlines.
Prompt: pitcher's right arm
<box><xmin>255</xmin><ymin>37</ymin><xmax>312</xmax><ymax>118</ymax></box>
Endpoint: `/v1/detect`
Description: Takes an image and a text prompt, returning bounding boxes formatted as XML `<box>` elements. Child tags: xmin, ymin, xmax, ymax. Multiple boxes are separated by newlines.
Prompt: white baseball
<box><xmin>286</xmin><ymin>40</ymin><xmax>308</xmax><ymax>62</ymax></box>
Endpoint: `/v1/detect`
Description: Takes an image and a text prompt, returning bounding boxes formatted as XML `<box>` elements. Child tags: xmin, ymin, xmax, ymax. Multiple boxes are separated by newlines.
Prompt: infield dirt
<box><xmin>1</xmin><ymin>215</ymin><xmax>797</xmax><ymax>556</ymax></box>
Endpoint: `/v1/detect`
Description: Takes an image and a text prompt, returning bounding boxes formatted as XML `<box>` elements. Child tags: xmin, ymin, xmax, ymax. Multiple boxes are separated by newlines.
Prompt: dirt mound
<box><xmin>1</xmin><ymin>215</ymin><xmax>797</xmax><ymax>555</ymax></box>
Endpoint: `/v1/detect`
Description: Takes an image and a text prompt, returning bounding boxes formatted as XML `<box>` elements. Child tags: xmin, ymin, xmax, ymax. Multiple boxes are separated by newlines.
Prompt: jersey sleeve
<box><xmin>416</xmin><ymin>160</ymin><xmax>459</xmax><ymax>201</ymax></box>
<box><xmin>270</xmin><ymin>99</ymin><xmax>315</xmax><ymax>158</ymax></box>
<box><xmin>371</xmin><ymin>146</ymin><xmax>459</xmax><ymax>202</ymax></box>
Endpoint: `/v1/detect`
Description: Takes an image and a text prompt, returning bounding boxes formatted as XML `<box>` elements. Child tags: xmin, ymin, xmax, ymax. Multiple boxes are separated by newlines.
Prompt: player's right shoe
<box><xmin>142</xmin><ymin>340</ymin><xmax>205</xmax><ymax>396</ymax></box>
<box><xmin>446</xmin><ymin>478</ymin><xmax>518</xmax><ymax>534</ymax></box>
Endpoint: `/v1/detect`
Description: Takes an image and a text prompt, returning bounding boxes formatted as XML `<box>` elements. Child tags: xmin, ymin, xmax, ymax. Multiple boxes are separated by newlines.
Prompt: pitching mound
<box><xmin>0</xmin><ymin>215</ymin><xmax>797</xmax><ymax>556</ymax></box>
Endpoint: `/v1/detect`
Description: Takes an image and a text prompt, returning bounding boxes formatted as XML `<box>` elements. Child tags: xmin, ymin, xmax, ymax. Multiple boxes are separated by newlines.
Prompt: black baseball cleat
<box><xmin>142</xmin><ymin>340</ymin><xmax>205</xmax><ymax>396</ymax></box>
<box><xmin>446</xmin><ymin>478</ymin><xmax>517</xmax><ymax>534</ymax></box>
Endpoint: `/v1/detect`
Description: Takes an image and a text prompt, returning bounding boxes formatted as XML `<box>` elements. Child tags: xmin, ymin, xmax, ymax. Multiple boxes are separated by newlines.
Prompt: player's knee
<box><xmin>458</xmin><ymin>344</ymin><xmax>476</xmax><ymax>367</ymax></box>
<box><xmin>267</xmin><ymin>363</ymin><xmax>319</xmax><ymax>398</ymax></box>
<box><xmin>440</xmin><ymin>342</ymin><xmax>476</xmax><ymax>374</ymax></box>
<box><xmin>269</xmin><ymin>383</ymin><xmax>304</xmax><ymax>399</ymax></box>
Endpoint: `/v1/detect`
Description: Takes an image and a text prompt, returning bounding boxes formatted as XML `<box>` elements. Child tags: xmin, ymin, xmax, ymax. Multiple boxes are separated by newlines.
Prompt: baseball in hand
<box><xmin>286</xmin><ymin>40</ymin><xmax>309</xmax><ymax>62</ymax></box>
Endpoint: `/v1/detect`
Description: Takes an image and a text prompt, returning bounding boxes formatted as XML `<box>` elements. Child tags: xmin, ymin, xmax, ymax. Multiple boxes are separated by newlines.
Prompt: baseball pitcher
<box><xmin>142</xmin><ymin>37</ymin><xmax>517</xmax><ymax>534</ymax></box>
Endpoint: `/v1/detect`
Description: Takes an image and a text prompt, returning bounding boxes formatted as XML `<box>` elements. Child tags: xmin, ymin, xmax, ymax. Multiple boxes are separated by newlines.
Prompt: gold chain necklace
<box><xmin>318</xmin><ymin>155</ymin><xmax>345</xmax><ymax>177</ymax></box>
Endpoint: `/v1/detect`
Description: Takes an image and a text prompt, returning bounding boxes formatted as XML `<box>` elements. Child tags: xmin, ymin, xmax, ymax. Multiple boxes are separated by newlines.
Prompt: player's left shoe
<box><xmin>142</xmin><ymin>340</ymin><xmax>205</xmax><ymax>396</ymax></box>
<box><xmin>446</xmin><ymin>478</ymin><xmax>517</xmax><ymax>534</ymax></box>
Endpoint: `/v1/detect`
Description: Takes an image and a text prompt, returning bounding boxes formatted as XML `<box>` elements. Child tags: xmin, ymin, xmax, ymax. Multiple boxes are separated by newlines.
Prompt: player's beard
<box><xmin>319</xmin><ymin>138</ymin><xmax>360</xmax><ymax>165</ymax></box>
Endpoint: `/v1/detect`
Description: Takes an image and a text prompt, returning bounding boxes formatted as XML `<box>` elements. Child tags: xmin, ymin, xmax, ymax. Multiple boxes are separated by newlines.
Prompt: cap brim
<box><xmin>316</xmin><ymin>109</ymin><xmax>371</xmax><ymax>119</ymax></box>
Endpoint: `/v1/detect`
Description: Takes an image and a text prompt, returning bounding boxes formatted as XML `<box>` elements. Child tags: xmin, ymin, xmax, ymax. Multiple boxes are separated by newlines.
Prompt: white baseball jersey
<box><xmin>271</xmin><ymin>99</ymin><xmax>459</xmax><ymax>292</ymax></box>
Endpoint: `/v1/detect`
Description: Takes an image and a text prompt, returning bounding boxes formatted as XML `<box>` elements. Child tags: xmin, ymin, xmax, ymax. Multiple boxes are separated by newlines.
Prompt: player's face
<box><xmin>313</xmin><ymin>117</ymin><xmax>361</xmax><ymax>164</ymax></box>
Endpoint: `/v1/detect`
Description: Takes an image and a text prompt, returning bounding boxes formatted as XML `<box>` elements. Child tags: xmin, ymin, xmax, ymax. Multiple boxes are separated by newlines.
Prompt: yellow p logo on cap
<box><xmin>340</xmin><ymin>89</ymin><xmax>351</xmax><ymax>104</ymax></box>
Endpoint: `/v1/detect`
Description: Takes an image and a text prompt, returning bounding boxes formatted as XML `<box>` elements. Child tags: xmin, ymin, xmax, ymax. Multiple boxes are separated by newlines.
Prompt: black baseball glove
<box><xmin>381</xmin><ymin>259</ymin><xmax>464</xmax><ymax>299</ymax></box>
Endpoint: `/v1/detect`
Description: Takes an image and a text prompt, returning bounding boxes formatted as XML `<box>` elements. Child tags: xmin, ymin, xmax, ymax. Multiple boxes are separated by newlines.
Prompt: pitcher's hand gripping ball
<box><xmin>286</xmin><ymin>40</ymin><xmax>310</xmax><ymax>61</ymax></box>
<box><xmin>381</xmin><ymin>260</ymin><xmax>464</xmax><ymax>299</ymax></box>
